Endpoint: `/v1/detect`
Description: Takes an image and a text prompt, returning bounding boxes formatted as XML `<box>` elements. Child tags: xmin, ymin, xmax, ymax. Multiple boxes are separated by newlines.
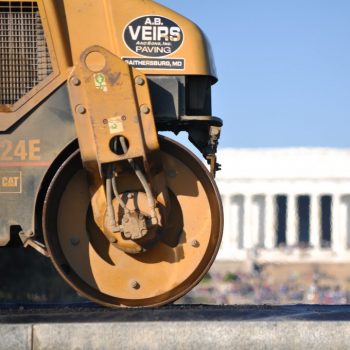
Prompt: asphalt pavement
<box><xmin>1</xmin><ymin>303</ymin><xmax>350</xmax><ymax>323</ymax></box>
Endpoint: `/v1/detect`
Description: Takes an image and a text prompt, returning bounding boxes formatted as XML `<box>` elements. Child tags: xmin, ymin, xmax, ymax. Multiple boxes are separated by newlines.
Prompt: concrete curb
<box><xmin>0</xmin><ymin>325</ymin><xmax>31</xmax><ymax>350</ymax></box>
<box><xmin>1</xmin><ymin>305</ymin><xmax>350</xmax><ymax>349</ymax></box>
<box><xmin>31</xmin><ymin>321</ymin><xmax>350</xmax><ymax>350</ymax></box>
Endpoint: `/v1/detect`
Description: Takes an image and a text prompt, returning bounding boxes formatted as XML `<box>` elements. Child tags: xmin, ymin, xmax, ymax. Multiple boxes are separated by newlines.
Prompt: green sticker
<box><xmin>94</xmin><ymin>73</ymin><xmax>108</xmax><ymax>92</ymax></box>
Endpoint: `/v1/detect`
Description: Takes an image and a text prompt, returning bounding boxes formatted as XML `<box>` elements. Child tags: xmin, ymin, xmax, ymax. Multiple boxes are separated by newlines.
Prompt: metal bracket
<box><xmin>19</xmin><ymin>231</ymin><xmax>50</xmax><ymax>257</ymax></box>
<box><xmin>67</xmin><ymin>45</ymin><xmax>170</xmax><ymax>241</ymax></box>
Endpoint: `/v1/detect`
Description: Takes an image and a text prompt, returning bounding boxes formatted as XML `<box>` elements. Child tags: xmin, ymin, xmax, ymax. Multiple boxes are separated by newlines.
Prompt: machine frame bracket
<box><xmin>67</xmin><ymin>46</ymin><xmax>170</xmax><ymax>241</ymax></box>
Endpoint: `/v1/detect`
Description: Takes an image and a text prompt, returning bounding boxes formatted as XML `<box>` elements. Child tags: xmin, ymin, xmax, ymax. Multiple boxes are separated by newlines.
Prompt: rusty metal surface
<box><xmin>42</xmin><ymin>137</ymin><xmax>223</xmax><ymax>307</ymax></box>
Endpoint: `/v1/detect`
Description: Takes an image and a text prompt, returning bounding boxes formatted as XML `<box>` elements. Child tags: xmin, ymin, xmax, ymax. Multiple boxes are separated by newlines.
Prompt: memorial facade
<box><xmin>216</xmin><ymin>148</ymin><xmax>350</xmax><ymax>262</ymax></box>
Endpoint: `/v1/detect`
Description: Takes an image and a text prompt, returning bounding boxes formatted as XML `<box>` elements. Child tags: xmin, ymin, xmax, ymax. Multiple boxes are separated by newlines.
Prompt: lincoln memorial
<box><xmin>216</xmin><ymin>148</ymin><xmax>350</xmax><ymax>263</ymax></box>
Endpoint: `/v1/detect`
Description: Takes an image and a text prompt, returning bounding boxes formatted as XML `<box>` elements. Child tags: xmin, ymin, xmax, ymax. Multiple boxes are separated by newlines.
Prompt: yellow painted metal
<box><xmin>68</xmin><ymin>46</ymin><xmax>159</xmax><ymax>167</ymax></box>
<box><xmin>63</xmin><ymin>0</ymin><xmax>216</xmax><ymax>79</ymax></box>
<box><xmin>43</xmin><ymin>138</ymin><xmax>223</xmax><ymax>307</ymax></box>
<box><xmin>0</xmin><ymin>0</ymin><xmax>223</xmax><ymax>307</ymax></box>
<box><xmin>1</xmin><ymin>0</ymin><xmax>216</xmax><ymax>127</ymax></box>
<box><xmin>0</xmin><ymin>0</ymin><xmax>68</xmax><ymax>130</ymax></box>
<box><xmin>67</xmin><ymin>46</ymin><xmax>167</xmax><ymax>243</ymax></box>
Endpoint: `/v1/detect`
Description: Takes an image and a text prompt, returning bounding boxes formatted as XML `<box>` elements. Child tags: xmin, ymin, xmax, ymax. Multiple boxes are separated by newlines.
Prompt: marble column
<box><xmin>343</xmin><ymin>195</ymin><xmax>350</xmax><ymax>249</ymax></box>
<box><xmin>331</xmin><ymin>194</ymin><xmax>342</xmax><ymax>252</ymax></box>
<box><xmin>231</xmin><ymin>195</ymin><xmax>245</xmax><ymax>249</ymax></box>
<box><xmin>286</xmin><ymin>194</ymin><xmax>298</xmax><ymax>247</ymax></box>
<box><xmin>243</xmin><ymin>195</ymin><xmax>253</xmax><ymax>249</ymax></box>
<box><xmin>310</xmin><ymin>194</ymin><xmax>320</xmax><ymax>249</ymax></box>
<box><xmin>220</xmin><ymin>194</ymin><xmax>233</xmax><ymax>258</ymax></box>
<box><xmin>334</xmin><ymin>195</ymin><xmax>350</xmax><ymax>252</ymax></box>
<box><xmin>251</xmin><ymin>195</ymin><xmax>265</xmax><ymax>248</ymax></box>
<box><xmin>264</xmin><ymin>194</ymin><xmax>276</xmax><ymax>249</ymax></box>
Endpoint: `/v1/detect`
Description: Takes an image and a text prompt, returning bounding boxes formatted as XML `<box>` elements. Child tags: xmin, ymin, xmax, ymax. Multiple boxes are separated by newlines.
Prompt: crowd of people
<box><xmin>1</xmin><ymin>247</ymin><xmax>350</xmax><ymax>305</ymax></box>
<box><xmin>181</xmin><ymin>264</ymin><xmax>350</xmax><ymax>305</ymax></box>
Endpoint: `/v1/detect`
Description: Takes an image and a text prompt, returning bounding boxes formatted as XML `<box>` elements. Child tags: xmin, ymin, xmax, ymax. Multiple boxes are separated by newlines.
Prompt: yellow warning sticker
<box><xmin>108</xmin><ymin>117</ymin><xmax>124</xmax><ymax>134</ymax></box>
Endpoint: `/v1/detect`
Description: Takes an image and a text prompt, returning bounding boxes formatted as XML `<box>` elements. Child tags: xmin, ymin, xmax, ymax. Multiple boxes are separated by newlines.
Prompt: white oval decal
<box><xmin>123</xmin><ymin>16</ymin><xmax>184</xmax><ymax>58</ymax></box>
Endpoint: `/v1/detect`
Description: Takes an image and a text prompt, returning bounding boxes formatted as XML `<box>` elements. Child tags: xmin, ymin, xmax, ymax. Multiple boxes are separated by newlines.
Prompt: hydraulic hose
<box><xmin>105</xmin><ymin>165</ymin><xmax>117</xmax><ymax>229</ymax></box>
<box><xmin>119</xmin><ymin>136</ymin><xmax>158</xmax><ymax>224</ymax></box>
<box><xmin>112</xmin><ymin>175</ymin><xmax>129</xmax><ymax>213</ymax></box>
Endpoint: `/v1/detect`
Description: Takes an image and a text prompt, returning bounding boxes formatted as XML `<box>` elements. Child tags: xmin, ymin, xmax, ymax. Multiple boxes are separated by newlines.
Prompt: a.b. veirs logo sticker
<box><xmin>123</xmin><ymin>15</ymin><xmax>184</xmax><ymax>57</ymax></box>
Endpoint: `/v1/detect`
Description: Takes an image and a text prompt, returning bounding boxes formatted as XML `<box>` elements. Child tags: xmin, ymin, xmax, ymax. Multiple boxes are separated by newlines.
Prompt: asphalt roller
<box><xmin>0</xmin><ymin>0</ymin><xmax>223</xmax><ymax>307</ymax></box>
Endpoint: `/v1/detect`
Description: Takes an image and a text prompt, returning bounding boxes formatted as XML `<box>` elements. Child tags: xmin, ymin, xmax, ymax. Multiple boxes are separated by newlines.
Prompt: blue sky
<box><xmin>157</xmin><ymin>0</ymin><xmax>350</xmax><ymax>148</ymax></box>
